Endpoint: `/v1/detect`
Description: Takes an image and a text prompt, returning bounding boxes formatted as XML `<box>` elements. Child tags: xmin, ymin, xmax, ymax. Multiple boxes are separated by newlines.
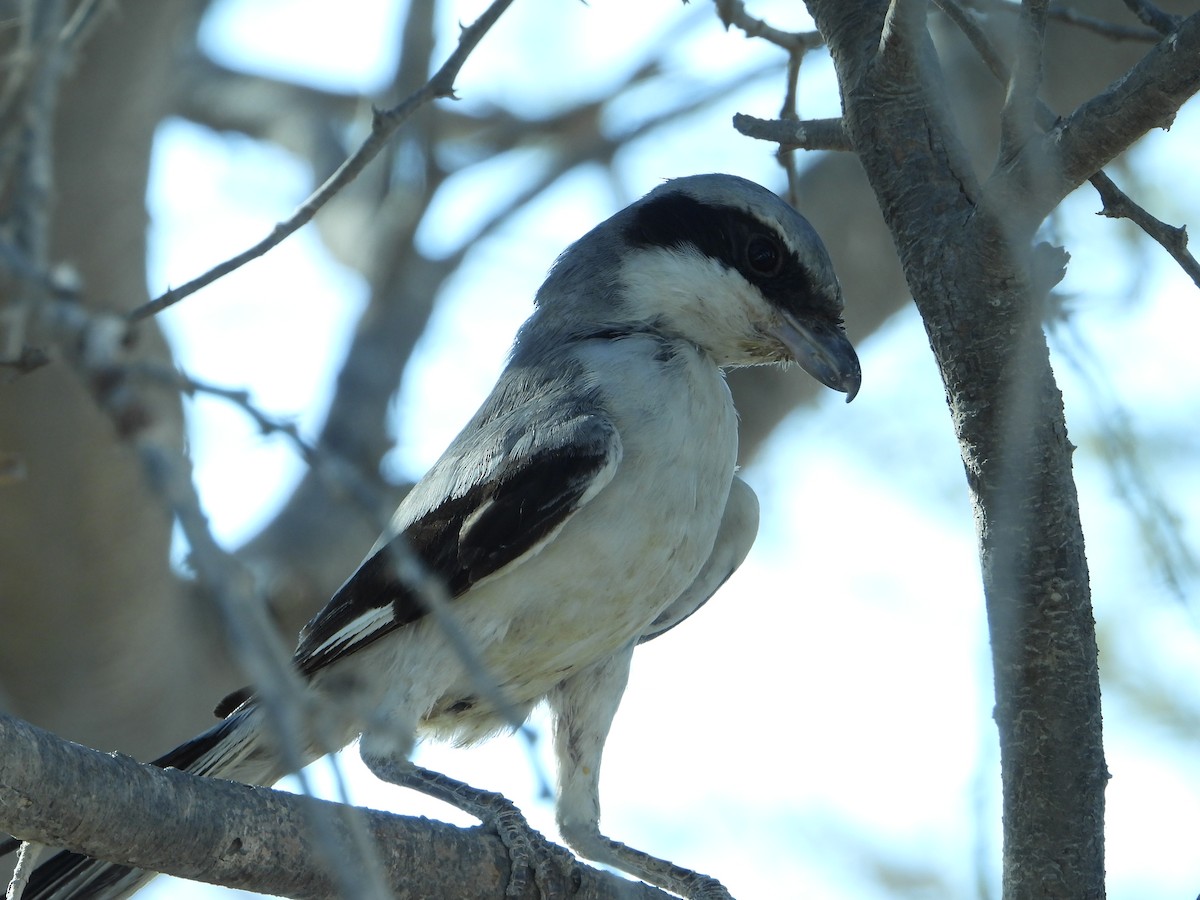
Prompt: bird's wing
<box><xmin>637</xmin><ymin>476</ymin><xmax>759</xmax><ymax>644</ymax></box>
<box><xmin>291</xmin><ymin>389</ymin><xmax>622</xmax><ymax>680</ymax></box>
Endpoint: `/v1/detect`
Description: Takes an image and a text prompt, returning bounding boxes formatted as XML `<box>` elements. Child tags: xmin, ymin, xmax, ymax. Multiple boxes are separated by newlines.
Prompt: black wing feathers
<box><xmin>290</xmin><ymin>413</ymin><xmax>617</xmax><ymax>681</ymax></box>
<box><xmin>454</xmin><ymin>444</ymin><xmax>607</xmax><ymax>587</ymax></box>
<box><xmin>24</xmin><ymin>852</ymin><xmax>134</xmax><ymax>900</ymax></box>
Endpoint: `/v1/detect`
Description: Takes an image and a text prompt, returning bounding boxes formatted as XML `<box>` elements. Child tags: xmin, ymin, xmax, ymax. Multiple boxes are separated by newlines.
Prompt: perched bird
<box><xmin>22</xmin><ymin>173</ymin><xmax>860</xmax><ymax>899</ymax></box>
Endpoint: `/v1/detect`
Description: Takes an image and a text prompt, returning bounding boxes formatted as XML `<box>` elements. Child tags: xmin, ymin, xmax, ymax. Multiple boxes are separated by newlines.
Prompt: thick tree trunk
<box><xmin>805</xmin><ymin>2</ymin><xmax>1108</xmax><ymax>896</ymax></box>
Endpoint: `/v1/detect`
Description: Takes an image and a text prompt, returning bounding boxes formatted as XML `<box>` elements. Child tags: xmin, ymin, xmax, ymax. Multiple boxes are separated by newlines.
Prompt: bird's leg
<box><xmin>361</xmin><ymin>753</ymin><xmax>574</xmax><ymax>898</ymax></box>
<box><xmin>549</xmin><ymin>647</ymin><xmax>735</xmax><ymax>900</ymax></box>
<box><xmin>557</xmin><ymin>828</ymin><xmax>733</xmax><ymax>900</ymax></box>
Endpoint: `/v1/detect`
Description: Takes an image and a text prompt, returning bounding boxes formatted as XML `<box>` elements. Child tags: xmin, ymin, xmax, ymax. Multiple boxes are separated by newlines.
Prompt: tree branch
<box><xmin>1042</xmin><ymin>12</ymin><xmax>1200</xmax><ymax>208</ymax></box>
<box><xmin>58</xmin><ymin>0</ymin><xmax>112</xmax><ymax>53</ymax></box>
<box><xmin>934</xmin><ymin>0</ymin><xmax>1011</xmax><ymax>81</ymax></box>
<box><xmin>933</xmin><ymin>0</ymin><xmax>1200</xmax><ymax>289</ymax></box>
<box><xmin>732</xmin><ymin>113</ymin><xmax>852</xmax><ymax>151</ymax></box>
<box><xmin>0</xmin><ymin>712</ymin><xmax>659</xmax><ymax>899</ymax></box>
<box><xmin>127</xmin><ymin>0</ymin><xmax>516</xmax><ymax>323</ymax></box>
<box><xmin>1120</xmin><ymin>0</ymin><xmax>1181</xmax><ymax>35</ymax></box>
<box><xmin>960</xmin><ymin>0</ymin><xmax>1162</xmax><ymax>43</ymax></box>
<box><xmin>173</xmin><ymin>54</ymin><xmax>360</xmax><ymax>172</ymax></box>
<box><xmin>1089</xmin><ymin>169</ymin><xmax>1200</xmax><ymax>289</ymax></box>
<box><xmin>0</xmin><ymin>0</ymin><xmax>69</xmax><ymax>366</ymax></box>
<box><xmin>714</xmin><ymin>0</ymin><xmax>825</xmax><ymax>52</ymax></box>
<box><xmin>805</xmin><ymin>1</ymin><xmax>1106</xmax><ymax>896</ymax></box>
<box><xmin>998</xmin><ymin>0</ymin><xmax>1048</xmax><ymax>165</ymax></box>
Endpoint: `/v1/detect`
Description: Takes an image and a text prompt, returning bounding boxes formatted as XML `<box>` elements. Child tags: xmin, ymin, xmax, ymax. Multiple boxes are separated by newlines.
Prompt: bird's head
<box><xmin>616</xmin><ymin>174</ymin><xmax>861</xmax><ymax>401</ymax></box>
<box><xmin>532</xmin><ymin>174</ymin><xmax>861</xmax><ymax>401</ymax></box>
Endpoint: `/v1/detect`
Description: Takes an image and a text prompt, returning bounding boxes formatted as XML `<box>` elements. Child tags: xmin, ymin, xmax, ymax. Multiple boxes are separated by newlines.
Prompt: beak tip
<box><xmin>843</xmin><ymin>370</ymin><xmax>862</xmax><ymax>403</ymax></box>
<box><xmin>771</xmin><ymin>314</ymin><xmax>861</xmax><ymax>404</ymax></box>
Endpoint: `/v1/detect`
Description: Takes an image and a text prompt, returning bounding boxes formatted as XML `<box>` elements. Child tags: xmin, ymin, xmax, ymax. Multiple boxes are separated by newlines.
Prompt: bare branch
<box><xmin>6</xmin><ymin>0</ymin><xmax>67</xmax><ymax>269</ymax></box>
<box><xmin>0</xmin><ymin>712</ymin><xmax>658</xmax><ymax>899</ymax></box>
<box><xmin>0</xmin><ymin>242</ymin><xmax>79</xmax><ymax>368</ymax></box>
<box><xmin>173</xmin><ymin>55</ymin><xmax>360</xmax><ymax>168</ymax></box>
<box><xmin>1089</xmin><ymin>170</ymin><xmax>1200</xmax><ymax>289</ymax></box>
<box><xmin>715</xmin><ymin>0</ymin><xmax>829</xmax><ymax>200</ymax></box>
<box><xmin>732</xmin><ymin>113</ymin><xmax>852</xmax><ymax>151</ymax></box>
<box><xmin>127</xmin><ymin>0</ymin><xmax>516</xmax><ymax>323</ymax></box>
<box><xmin>998</xmin><ymin>0</ymin><xmax>1049</xmax><ymax>165</ymax></box>
<box><xmin>714</xmin><ymin>0</ymin><xmax>824</xmax><ymax>52</ymax></box>
<box><xmin>1047</xmin><ymin>12</ymin><xmax>1200</xmax><ymax>204</ymax></box>
<box><xmin>133</xmin><ymin>445</ymin><xmax>396</xmax><ymax>900</ymax></box>
<box><xmin>962</xmin><ymin>0</ymin><xmax>1161</xmax><ymax>43</ymax></box>
<box><xmin>934</xmin><ymin>0</ymin><xmax>1011</xmax><ymax>82</ymax></box>
<box><xmin>15</xmin><ymin>296</ymin><xmax>534</xmax><ymax>895</ymax></box>
<box><xmin>132</xmin><ymin>364</ymin><xmax>392</xmax><ymax>517</ymax></box>
<box><xmin>935</xmin><ymin>0</ymin><xmax>1200</xmax><ymax>286</ymax></box>
<box><xmin>1120</xmin><ymin>0</ymin><xmax>1181</xmax><ymax>35</ymax></box>
<box><xmin>58</xmin><ymin>0</ymin><xmax>111</xmax><ymax>53</ymax></box>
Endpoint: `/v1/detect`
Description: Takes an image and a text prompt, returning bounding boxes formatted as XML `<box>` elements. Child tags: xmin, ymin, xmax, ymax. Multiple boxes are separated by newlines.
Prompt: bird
<box><xmin>20</xmin><ymin>173</ymin><xmax>860</xmax><ymax>899</ymax></box>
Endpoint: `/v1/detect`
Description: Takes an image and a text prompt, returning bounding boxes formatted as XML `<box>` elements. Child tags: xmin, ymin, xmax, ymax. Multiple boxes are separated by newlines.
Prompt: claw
<box><xmin>363</xmin><ymin>756</ymin><xmax>574</xmax><ymax>898</ymax></box>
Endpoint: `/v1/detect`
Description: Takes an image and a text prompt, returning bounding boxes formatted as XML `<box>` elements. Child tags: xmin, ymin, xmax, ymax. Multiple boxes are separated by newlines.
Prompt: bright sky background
<box><xmin>136</xmin><ymin>1</ymin><xmax>1200</xmax><ymax>898</ymax></box>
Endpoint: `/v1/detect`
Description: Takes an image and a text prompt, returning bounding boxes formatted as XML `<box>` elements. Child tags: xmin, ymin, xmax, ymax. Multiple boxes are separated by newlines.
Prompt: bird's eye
<box><xmin>746</xmin><ymin>235</ymin><xmax>783</xmax><ymax>276</ymax></box>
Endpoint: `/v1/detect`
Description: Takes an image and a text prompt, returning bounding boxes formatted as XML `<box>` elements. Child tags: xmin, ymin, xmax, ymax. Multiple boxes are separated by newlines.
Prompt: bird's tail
<box><xmin>22</xmin><ymin>705</ymin><xmax>294</xmax><ymax>900</ymax></box>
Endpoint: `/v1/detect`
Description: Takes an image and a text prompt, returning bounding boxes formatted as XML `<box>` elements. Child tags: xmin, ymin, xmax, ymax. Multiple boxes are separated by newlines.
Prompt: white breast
<box><xmin>363</xmin><ymin>335</ymin><xmax>739</xmax><ymax>745</ymax></box>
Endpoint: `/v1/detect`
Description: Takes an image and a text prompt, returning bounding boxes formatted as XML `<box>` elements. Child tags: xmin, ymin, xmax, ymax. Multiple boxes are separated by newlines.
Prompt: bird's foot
<box><xmin>562</xmin><ymin>826</ymin><xmax>735</xmax><ymax>900</ymax></box>
<box><xmin>365</xmin><ymin>757</ymin><xmax>573</xmax><ymax>898</ymax></box>
<box><xmin>479</xmin><ymin>791</ymin><xmax>573</xmax><ymax>899</ymax></box>
<box><xmin>674</xmin><ymin>873</ymin><xmax>734</xmax><ymax>900</ymax></box>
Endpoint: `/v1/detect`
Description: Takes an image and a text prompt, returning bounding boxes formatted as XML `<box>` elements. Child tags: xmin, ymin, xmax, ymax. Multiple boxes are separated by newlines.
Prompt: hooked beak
<box><xmin>772</xmin><ymin>312</ymin><xmax>862</xmax><ymax>402</ymax></box>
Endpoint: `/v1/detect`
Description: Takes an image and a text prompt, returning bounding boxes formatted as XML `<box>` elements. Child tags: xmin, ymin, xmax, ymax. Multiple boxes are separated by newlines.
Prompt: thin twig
<box><xmin>732</xmin><ymin>113</ymin><xmax>852</xmax><ymax>151</ymax></box>
<box><xmin>0</xmin><ymin>0</ymin><xmax>110</xmax><ymax>264</ymax></box>
<box><xmin>778</xmin><ymin>47</ymin><xmax>804</xmax><ymax>200</ymax></box>
<box><xmin>1121</xmin><ymin>0</ymin><xmax>1181</xmax><ymax>35</ymax></box>
<box><xmin>0</xmin><ymin>245</ymin><xmax>80</xmax><ymax>369</ymax></box>
<box><xmin>1090</xmin><ymin>170</ymin><xmax>1200</xmax><ymax>289</ymax></box>
<box><xmin>127</xmin><ymin>0</ymin><xmax>516</xmax><ymax>323</ymax></box>
<box><xmin>446</xmin><ymin>58</ymin><xmax>787</xmax><ymax>259</ymax></box>
<box><xmin>964</xmin><ymin>0</ymin><xmax>1160</xmax><ymax>43</ymax></box>
<box><xmin>1048</xmin><ymin>1</ymin><xmax>1158</xmax><ymax>39</ymax></box>
<box><xmin>935</xmin><ymin>0</ymin><xmax>1010</xmax><ymax>82</ymax></box>
<box><xmin>0</xmin><ymin>0</ymin><xmax>98</xmax><ymax>370</ymax></box>
<box><xmin>998</xmin><ymin>0</ymin><xmax>1049</xmax><ymax>165</ymax></box>
<box><xmin>713</xmin><ymin>0</ymin><xmax>824</xmax><ymax>53</ymax></box>
<box><xmin>59</xmin><ymin>0</ymin><xmax>111</xmax><ymax>55</ymax></box>
<box><xmin>10</xmin><ymin>0</ymin><xmax>67</xmax><ymax>271</ymax></box>
<box><xmin>1016</xmin><ymin>0</ymin><xmax>1050</xmax><ymax>100</ymax></box>
<box><xmin>146</xmin><ymin>368</ymin><xmax>335</xmax><ymax>479</ymax></box>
